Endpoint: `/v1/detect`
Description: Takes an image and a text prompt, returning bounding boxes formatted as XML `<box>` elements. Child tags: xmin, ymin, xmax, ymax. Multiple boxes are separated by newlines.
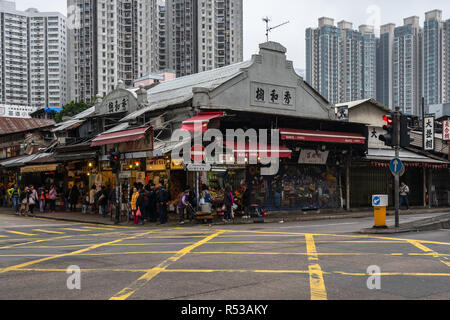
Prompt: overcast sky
<box><xmin>13</xmin><ymin>0</ymin><xmax>450</xmax><ymax>69</ymax></box>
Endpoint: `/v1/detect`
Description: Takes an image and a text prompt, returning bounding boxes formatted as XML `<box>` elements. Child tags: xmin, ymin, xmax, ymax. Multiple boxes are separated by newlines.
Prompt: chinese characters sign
<box><xmin>251</xmin><ymin>82</ymin><xmax>295</xmax><ymax>110</ymax></box>
<box><xmin>423</xmin><ymin>115</ymin><xmax>435</xmax><ymax>151</ymax></box>
<box><xmin>298</xmin><ymin>150</ymin><xmax>329</xmax><ymax>165</ymax></box>
<box><xmin>443</xmin><ymin>120</ymin><xmax>450</xmax><ymax>141</ymax></box>
<box><xmin>107</xmin><ymin>98</ymin><xmax>128</xmax><ymax>114</ymax></box>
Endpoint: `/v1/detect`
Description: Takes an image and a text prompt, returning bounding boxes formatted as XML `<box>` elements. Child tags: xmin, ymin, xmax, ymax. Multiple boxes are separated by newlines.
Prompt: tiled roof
<box><xmin>0</xmin><ymin>117</ymin><xmax>55</xmax><ymax>135</ymax></box>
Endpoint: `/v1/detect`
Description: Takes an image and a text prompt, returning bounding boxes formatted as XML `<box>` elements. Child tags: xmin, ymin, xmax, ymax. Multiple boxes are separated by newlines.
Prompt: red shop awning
<box><xmin>181</xmin><ymin>112</ymin><xmax>225</xmax><ymax>133</ymax></box>
<box><xmin>224</xmin><ymin>141</ymin><xmax>292</xmax><ymax>158</ymax></box>
<box><xmin>91</xmin><ymin>126</ymin><xmax>152</xmax><ymax>147</ymax></box>
<box><xmin>280</xmin><ymin>128</ymin><xmax>366</xmax><ymax>144</ymax></box>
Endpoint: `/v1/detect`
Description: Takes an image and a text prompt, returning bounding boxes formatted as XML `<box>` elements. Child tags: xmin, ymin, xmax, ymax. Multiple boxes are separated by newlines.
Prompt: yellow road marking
<box><xmin>0</xmin><ymin>235</ymin><xmax>7</xmax><ymax>238</ymax></box>
<box><xmin>0</xmin><ymin>235</ymin><xmax>72</xmax><ymax>250</ymax></box>
<box><xmin>5</xmin><ymin>231</ymin><xmax>37</xmax><ymax>236</ymax></box>
<box><xmin>305</xmin><ymin>234</ymin><xmax>327</xmax><ymax>300</ymax></box>
<box><xmin>32</xmin><ymin>229</ymin><xmax>65</xmax><ymax>235</ymax></box>
<box><xmin>81</xmin><ymin>226</ymin><xmax>123</xmax><ymax>231</ymax></box>
<box><xmin>7</xmin><ymin>267</ymin><xmax>450</xmax><ymax>278</ymax></box>
<box><xmin>0</xmin><ymin>228</ymin><xmax>177</xmax><ymax>274</ymax></box>
<box><xmin>407</xmin><ymin>240</ymin><xmax>450</xmax><ymax>267</ymax></box>
<box><xmin>110</xmin><ymin>231</ymin><xmax>225</xmax><ymax>301</ymax></box>
<box><xmin>61</xmin><ymin>228</ymin><xmax>91</xmax><ymax>232</ymax></box>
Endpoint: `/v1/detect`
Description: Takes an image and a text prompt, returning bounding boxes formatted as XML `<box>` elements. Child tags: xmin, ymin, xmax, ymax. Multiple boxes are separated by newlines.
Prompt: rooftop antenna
<box><xmin>263</xmin><ymin>17</ymin><xmax>290</xmax><ymax>42</ymax></box>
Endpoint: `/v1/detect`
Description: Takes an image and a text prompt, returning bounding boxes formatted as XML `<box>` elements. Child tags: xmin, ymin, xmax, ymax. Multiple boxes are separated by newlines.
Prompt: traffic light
<box><xmin>379</xmin><ymin>114</ymin><xmax>396</xmax><ymax>147</ymax></box>
<box><xmin>108</xmin><ymin>151</ymin><xmax>121</xmax><ymax>174</ymax></box>
<box><xmin>399</xmin><ymin>115</ymin><xmax>414</xmax><ymax>148</ymax></box>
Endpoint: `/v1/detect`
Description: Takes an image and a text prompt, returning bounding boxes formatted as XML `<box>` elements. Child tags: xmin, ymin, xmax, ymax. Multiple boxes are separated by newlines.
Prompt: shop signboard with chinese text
<box><xmin>146</xmin><ymin>158</ymin><xmax>167</xmax><ymax>171</ymax></box>
<box><xmin>423</xmin><ymin>115</ymin><xmax>435</xmax><ymax>151</ymax></box>
<box><xmin>250</xmin><ymin>82</ymin><xmax>295</xmax><ymax>111</ymax></box>
<box><xmin>443</xmin><ymin>120</ymin><xmax>450</xmax><ymax>141</ymax></box>
<box><xmin>298</xmin><ymin>150</ymin><xmax>329</xmax><ymax>165</ymax></box>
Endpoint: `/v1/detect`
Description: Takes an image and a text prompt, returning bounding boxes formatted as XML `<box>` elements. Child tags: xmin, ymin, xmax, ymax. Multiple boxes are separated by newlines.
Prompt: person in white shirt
<box><xmin>399</xmin><ymin>182</ymin><xmax>410</xmax><ymax>210</ymax></box>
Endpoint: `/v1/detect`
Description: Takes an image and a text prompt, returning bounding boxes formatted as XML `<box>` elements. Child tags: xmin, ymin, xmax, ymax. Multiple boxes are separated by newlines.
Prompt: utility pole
<box><xmin>394</xmin><ymin>107</ymin><xmax>401</xmax><ymax>228</ymax></box>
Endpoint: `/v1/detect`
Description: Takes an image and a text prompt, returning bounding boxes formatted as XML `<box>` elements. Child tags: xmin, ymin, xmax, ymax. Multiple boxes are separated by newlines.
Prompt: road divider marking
<box><xmin>32</xmin><ymin>229</ymin><xmax>65</xmax><ymax>235</ymax></box>
<box><xmin>110</xmin><ymin>231</ymin><xmax>225</xmax><ymax>301</ymax></box>
<box><xmin>5</xmin><ymin>231</ymin><xmax>37</xmax><ymax>236</ymax></box>
<box><xmin>305</xmin><ymin>234</ymin><xmax>327</xmax><ymax>300</ymax></box>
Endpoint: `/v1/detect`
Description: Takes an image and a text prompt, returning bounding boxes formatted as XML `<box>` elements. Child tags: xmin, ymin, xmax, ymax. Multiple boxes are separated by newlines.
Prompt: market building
<box><xmin>103</xmin><ymin>41</ymin><xmax>370</xmax><ymax>212</ymax></box>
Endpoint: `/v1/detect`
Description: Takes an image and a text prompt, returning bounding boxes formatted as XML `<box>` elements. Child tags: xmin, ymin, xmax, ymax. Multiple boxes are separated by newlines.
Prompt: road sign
<box><xmin>187</xmin><ymin>163</ymin><xmax>211</xmax><ymax>172</ymax></box>
<box><xmin>389</xmin><ymin>158</ymin><xmax>403</xmax><ymax>175</ymax></box>
<box><xmin>191</xmin><ymin>145</ymin><xmax>205</xmax><ymax>163</ymax></box>
<box><xmin>372</xmin><ymin>195</ymin><xmax>388</xmax><ymax>207</ymax></box>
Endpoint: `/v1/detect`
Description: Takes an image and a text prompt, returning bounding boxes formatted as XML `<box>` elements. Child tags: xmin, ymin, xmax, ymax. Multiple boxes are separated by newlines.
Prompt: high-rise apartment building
<box><xmin>444</xmin><ymin>19</ymin><xmax>450</xmax><ymax>103</ymax></box>
<box><xmin>150</xmin><ymin>0</ymin><xmax>168</xmax><ymax>72</ymax></box>
<box><xmin>166</xmin><ymin>0</ymin><xmax>243</xmax><ymax>77</ymax></box>
<box><xmin>68</xmin><ymin>0</ymin><xmax>152</xmax><ymax>103</ymax></box>
<box><xmin>377</xmin><ymin>23</ymin><xmax>395</xmax><ymax>108</ymax></box>
<box><xmin>423</xmin><ymin>10</ymin><xmax>443</xmax><ymax>107</ymax></box>
<box><xmin>305</xmin><ymin>18</ymin><xmax>376</xmax><ymax>105</ymax></box>
<box><xmin>392</xmin><ymin>16</ymin><xmax>423</xmax><ymax>116</ymax></box>
<box><xmin>0</xmin><ymin>0</ymin><xmax>67</xmax><ymax>108</ymax></box>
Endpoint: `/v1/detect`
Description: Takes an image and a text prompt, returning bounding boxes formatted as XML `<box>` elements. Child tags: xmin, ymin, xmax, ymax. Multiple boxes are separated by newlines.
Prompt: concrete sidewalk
<box><xmin>0</xmin><ymin>206</ymin><xmax>448</xmax><ymax>227</ymax></box>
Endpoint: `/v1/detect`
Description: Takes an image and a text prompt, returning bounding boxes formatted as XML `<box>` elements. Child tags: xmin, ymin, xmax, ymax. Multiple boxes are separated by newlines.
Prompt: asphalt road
<box><xmin>0</xmin><ymin>212</ymin><xmax>449</xmax><ymax>300</ymax></box>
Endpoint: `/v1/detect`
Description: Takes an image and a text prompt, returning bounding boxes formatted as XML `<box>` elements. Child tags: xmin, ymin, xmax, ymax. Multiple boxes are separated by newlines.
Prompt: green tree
<box><xmin>55</xmin><ymin>100</ymin><xmax>92</xmax><ymax>123</ymax></box>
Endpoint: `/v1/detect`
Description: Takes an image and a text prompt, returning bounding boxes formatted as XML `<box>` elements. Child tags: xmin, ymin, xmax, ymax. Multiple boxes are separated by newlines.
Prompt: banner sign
<box><xmin>423</xmin><ymin>115</ymin><xmax>435</xmax><ymax>151</ymax></box>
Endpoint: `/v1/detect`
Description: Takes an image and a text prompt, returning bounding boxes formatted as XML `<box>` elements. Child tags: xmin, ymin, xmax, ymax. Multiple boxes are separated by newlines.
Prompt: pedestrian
<box><xmin>157</xmin><ymin>181</ymin><xmax>169</xmax><ymax>225</ymax></box>
<box><xmin>136</xmin><ymin>187</ymin><xmax>148</xmax><ymax>225</ymax></box>
<box><xmin>20</xmin><ymin>186</ymin><xmax>29</xmax><ymax>216</ymax></box>
<box><xmin>82</xmin><ymin>191</ymin><xmax>90</xmax><ymax>214</ymax></box>
<box><xmin>188</xmin><ymin>186</ymin><xmax>197</xmax><ymax>210</ymax></box>
<box><xmin>49</xmin><ymin>186</ymin><xmax>57</xmax><ymax>213</ymax></box>
<box><xmin>8</xmin><ymin>184</ymin><xmax>21</xmax><ymax>214</ymax></box>
<box><xmin>399</xmin><ymin>182</ymin><xmax>410</xmax><ymax>210</ymax></box>
<box><xmin>223</xmin><ymin>185</ymin><xmax>234</xmax><ymax>222</ymax></box>
<box><xmin>178</xmin><ymin>187</ymin><xmax>190</xmax><ymax>224</ymax></box>
<box><xmin>200</xmin><ymin>184</ymin><xmax>212</xmax><ymax>213</ymax></box>
<box><xmin>130</xmin><ymin>187</ymin><xmax>140</xmax><ymax>225</ymax></box>
<box><xmin>0</xmin><ymin>184</ymin><xmax>5</xmax><ymax>207</ymax></box>
<box><xmin>64</xmin><ymin>187</ymin><xmax>71</xmax><ymax>211</ymax></box>
<box><xmin>89</xmin><ymin>184</ymin><xmax>97</xmax><ymax>214</ymax></box>
<box><xmin>28</xmin><ymin>185</ymin><xmax>38</xmax><ymax>216</ymax></box>
<box><xmin>148</xmin><ymin>183</ymin><xmax>158</xmax><ymax>223</ymax></box>
<box><xmin>69</xmin><ymin>184</ymin><xmax>80</xmax><ymax>212</ymax></box>
<box><xmin>242</xmin><ymin>185</ymin><xmax>251</xmax><ymax>218</ymax></box>
<box><xmin>98</xmin><ymin>186</ymin><xmax>108</xmax><ymax>218</ymax></box>
<box><xmin>38</xmin><ymin>186</ymin><xmax>46</xmax><ymax>213</ymax></box>
<box><xmin>108</xmin><ymin>187</ymin><xmax>117</xmax><ymax>218</ymax></box>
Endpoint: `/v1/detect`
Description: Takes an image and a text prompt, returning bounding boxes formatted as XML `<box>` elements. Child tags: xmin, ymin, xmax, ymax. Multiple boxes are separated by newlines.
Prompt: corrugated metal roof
<box><xmin>366</xmin><ymin>148</ymin><xmax>446</xmax><ymax>164</ymax></box>
<box><xmin>0</xmin><ymin>117</ymin><xmax>55</xmax><ymax>135</ymax></box>
<box><xmin>0</xmin><ymin>153</ymin><xmax>53</xmax><ymax>167</ymax></box>
<box><xmin>121</xmin><ymin>60</ymin><xmax>253</xmax><ymax>122</ymax></box>
<box><xmin>335</xmin><ymin>99</ymin><xmax>391</xmax><ymax>112</ymax></box>
<box><xmin>52</xmin><ymin>119</ymin><xmax>84</xmax><ymax>132</ymax></box>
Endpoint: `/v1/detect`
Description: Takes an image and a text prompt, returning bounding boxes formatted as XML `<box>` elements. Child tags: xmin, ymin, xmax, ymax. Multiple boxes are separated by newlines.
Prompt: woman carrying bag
<box><xmin>130</xmin><ymin>187</ymin><xmax>140</xmax><ymax>225</ymax></box>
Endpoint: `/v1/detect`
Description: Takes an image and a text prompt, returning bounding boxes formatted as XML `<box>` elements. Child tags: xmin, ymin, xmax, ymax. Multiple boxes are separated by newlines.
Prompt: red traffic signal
<box><xmin>383</xmin><ymin>115</ymin><xmax>393</xmax><ymax>127</ymax></box>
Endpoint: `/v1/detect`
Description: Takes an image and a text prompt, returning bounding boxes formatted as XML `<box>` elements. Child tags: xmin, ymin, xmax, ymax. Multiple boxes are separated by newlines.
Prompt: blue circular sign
<box><xmin>390</xmin><ymin>158</ymin><xmax>403</xmax><ymax>174</ymax></box>
<box><xmin>373</xmin><ymin>196</ymin><xmax>381</xmax><ymax>206</ymax></box>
